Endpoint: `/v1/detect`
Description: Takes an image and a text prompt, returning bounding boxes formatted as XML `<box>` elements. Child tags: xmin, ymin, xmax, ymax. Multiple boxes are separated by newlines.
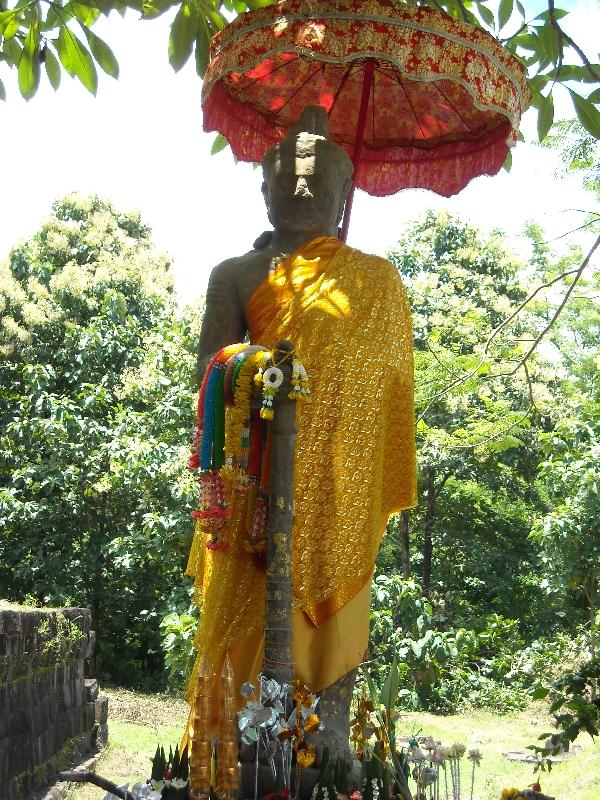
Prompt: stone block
<box><xmin>84</xmin><ymin>630</ymin><xmax>96</xmax><ymax>660</ymax></box>
<box><xmin>95</xmin><ymin>722</ymin><xmax>109</xmax><ymax>749</ymax></box>
<box><xmin>84</xmin><ymin>701</ymin><xmax>96</xmax><ymax>731</ymax></box>
<box><xmin>94</xmin><ymin>695</ymin><xmax>109</xmax><ymax>725</ymax></box>
<box><xmin>84</xmin><ymin>678</ymin><xmax>99</xmax><ymax>701</ymax></box>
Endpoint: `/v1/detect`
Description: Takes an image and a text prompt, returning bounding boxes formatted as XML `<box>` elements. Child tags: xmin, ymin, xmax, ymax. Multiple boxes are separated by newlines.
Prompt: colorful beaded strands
<box><xmin>189</xmin><ymin>344</ymin><xmax>311</xmax><ymax>555</ymax></box>
<box><xmin>190</xmin><ymin>344</ymin><xmax>246</xmax><ymax>550</ymax></box>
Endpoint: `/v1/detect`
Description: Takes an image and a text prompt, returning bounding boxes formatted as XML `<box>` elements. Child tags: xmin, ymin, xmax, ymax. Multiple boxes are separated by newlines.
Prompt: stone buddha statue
<box><xmin>187</xmin><ymin>105</ymin><xmax>417</xmax><ymax>771</ymax></box>
<box><xmin>196</xmin><ymin>106</ymin><xmax>353</xmax><ymax>382</ymax></box>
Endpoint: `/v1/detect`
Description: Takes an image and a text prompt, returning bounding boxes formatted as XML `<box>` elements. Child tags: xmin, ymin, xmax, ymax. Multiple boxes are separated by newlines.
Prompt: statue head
<box><xmin>261</xmin><ymin>106</ymin><xmax>353</xmax><ymax>237</ymax></box>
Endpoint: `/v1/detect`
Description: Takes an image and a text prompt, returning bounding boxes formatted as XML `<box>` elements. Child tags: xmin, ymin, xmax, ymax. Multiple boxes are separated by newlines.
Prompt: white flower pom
<box><xmin>263</xmin><ymin>366</ymin><xmax>284</xmax><ymax>389</ymax></box>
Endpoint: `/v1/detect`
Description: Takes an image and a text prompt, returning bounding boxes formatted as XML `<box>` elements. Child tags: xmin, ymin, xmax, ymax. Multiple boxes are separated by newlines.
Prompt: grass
<box><xmin>63</xmin><ymin>688</ymin><xmax>189</xmax><ymax>800</ymax></box>
<box><xmin>399</xmin><ymin>708</ymin><xmax>600</xmax><ymax>800</ymax></box>
<box><xmin>62</xmin><ymin>689</ymin><xmax>600</xmax><ymax>800</ymax></box>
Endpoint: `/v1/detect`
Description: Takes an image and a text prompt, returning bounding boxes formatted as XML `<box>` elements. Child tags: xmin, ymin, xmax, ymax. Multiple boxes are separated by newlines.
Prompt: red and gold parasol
<box><xmin>202</xmin><ymin>0</ymin><xmax>530</xmax><ymax>237</ymax></box>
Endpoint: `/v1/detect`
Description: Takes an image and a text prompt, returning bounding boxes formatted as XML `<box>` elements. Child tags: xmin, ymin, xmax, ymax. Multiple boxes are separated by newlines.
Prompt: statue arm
<box><xmin>196</xmin><ymin>259</ymin><xmax>247</xmax><ymax>386</ymax></box>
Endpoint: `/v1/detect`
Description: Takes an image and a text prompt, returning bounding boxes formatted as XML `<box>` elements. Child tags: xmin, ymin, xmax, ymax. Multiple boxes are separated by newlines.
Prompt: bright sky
<box><xmin>1</xmin><ymin>0</ymin><xmax>599</xmax><ymax>305</ymax></box>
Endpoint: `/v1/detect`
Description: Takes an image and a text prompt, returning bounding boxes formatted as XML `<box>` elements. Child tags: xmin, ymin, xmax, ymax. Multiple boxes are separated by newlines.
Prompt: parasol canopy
<box><xmin>202</xmin><ymin>0</ymin><xmax>530</xmax><ymax>234</ymax></box>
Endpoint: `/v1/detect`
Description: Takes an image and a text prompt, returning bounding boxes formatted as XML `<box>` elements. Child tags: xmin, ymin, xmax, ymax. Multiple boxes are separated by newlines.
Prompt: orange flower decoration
<box><xmin>296</xmin><ymin>745</ymin><xmax>317</xmax><ymax>770</ymax></box>
<box><xmin>303</xmin><ymin>714</ymin><xmax>321</xmax><ymax>734</ymax></box>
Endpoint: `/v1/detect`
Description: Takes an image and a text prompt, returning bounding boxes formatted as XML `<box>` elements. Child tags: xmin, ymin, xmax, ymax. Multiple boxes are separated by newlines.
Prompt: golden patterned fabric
<box><xmin>184</xmin><ymin>236</ymin><xmax>416</xmax><ymax>709</ymax></box>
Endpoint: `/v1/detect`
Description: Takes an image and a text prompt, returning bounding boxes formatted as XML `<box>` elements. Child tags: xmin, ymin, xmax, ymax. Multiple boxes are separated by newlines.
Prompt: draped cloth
<box><xmin>183</xmin><ymin>236</ymin><xmax>417</xmax><ymax>734</ymax></box>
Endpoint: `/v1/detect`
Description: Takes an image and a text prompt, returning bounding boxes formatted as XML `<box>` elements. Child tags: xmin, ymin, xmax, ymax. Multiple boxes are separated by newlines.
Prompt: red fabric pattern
<box><xmin>202</xmin><ymin>0</ymin><xmax>530</xmax><ymax>197</ymax></box>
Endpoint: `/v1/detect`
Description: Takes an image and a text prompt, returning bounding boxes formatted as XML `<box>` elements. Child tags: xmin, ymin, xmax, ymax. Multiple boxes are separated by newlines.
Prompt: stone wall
<box><xmin>0</xmin><ymin>603</ymin><xmax>104</xmax><ymax>800</ymax></box>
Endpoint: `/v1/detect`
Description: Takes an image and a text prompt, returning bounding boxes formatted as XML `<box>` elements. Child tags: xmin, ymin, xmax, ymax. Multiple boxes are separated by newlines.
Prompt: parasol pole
<box><xmin>340</xmin><ymin>58</ymin><xmax>375</xmax><ymax>243</ymax></box>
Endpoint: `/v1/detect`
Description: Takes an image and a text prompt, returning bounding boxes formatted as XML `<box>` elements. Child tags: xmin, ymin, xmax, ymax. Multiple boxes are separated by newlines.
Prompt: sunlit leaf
<box><xmin>210</xmin><ymin>133</ymin><xmax>228</xmax><ymax>155</ymax></box>
<box><xmin>45</xmin><ymin>47</ymin><xmax>61</xmax><ymax>90</ymax></box>
<box><xmin>498</xmin><ymin>0</ymin><xmax>513</xmax><ymax>31</ymax></box>
<box><xmin>141</xmin><ymin>0</ymin><xmax>179</xmax><ymax>20</ymax></box>
<box><xmin>538</xmin><ymin>23</ymin><xmax>560</xmax><ymax>63</ymax></box>
<box><xmin>84</xmin><ymin>27</ymin><xmax>119</xmax><ymax>78</ymax></box>
<box><xmin>168</xmin><ymin>2</ymin><xmax>198</xmax><ymax>72</ymax></box>
<box><xmin>476</xmin><ymin>2</ymin><xmax>495</xmax><ymax>28</ymax></box>
<box><xmin>68</xmin><ymin>1</ymin><xmax>101</xmax><ymax>26</ymax></box>
<box><xmin>0</xmin><ymin>76</ymin><xmax>5</xmax><ymax>100</ymax></box>
<box><xmin>3</xmin><ymin>37</ymin><xmax>22</xmax><ymax>67</ymax></box>
<box><xmin>379</xmin><ymin>650</ymin><xmax>399</xmax><ymax>716</ymax></box>
<box><xmin>195</xmin><ymin>25</ymin><xmax>209</xmax><ymax>76</ymax></box>
<box><xmin>57</xmin><ymin>25</ymin><xmax>98</xmax><ymax>94</ymax></box>
<box><xmin>535</xmin><ymin>8</ymin><xmax>569</xmax><ymax>22</ymax></box>
<box><xmin>550</xmin><ymin>64</ymin><xmax>600</xmax><ymax>83</ymax></box>
<box><xmin>537</xmin><ymin>93</ymin><xmax>554</xmax><ymax>142</ymax></box>
<box><xmin>18</xmin><ymin>23</ymin><xmax>40</xmax><ymax>100</ymax></box>
<box><xmin>569</xmin><ymin>89</ymin><xmax>600</xmax><ymax>138</ymax></box>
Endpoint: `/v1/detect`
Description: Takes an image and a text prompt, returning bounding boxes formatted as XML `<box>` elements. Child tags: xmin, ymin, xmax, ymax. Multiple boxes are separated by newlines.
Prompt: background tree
<box><xmin>383</xmin><ymin>211</ymin><xmax>552</xmax><ymax>614</ymax></box>
<box><xmin>0</xmin><ymin>193</ymin><xmax>200</xmax><ymax>686</ymax></box>
<box><xmin>0</xmin><ymin>0</ymin><xmax>599</xmax><ymax>142</ymax></box>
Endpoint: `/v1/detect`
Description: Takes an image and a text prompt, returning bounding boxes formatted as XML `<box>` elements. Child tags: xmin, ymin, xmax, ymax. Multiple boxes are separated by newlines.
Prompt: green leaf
<box><xmin>141</xmin><ymin>0</ymin><xmax>179</xmax><ymax>20</ymax></box>
<box><xmin>2</xmin><ymin>12</ymin><xmax>22</xmax><ymax>40</ymax></box>
<box><xmin>515</xmin><ymin>0</ymin><xmax>525</xmax><ymax>18</ymax></box>
<box><xmin>537</xmin><ymin>93</ymin><xmax>554</xmax><ymax>142</ymax></box>
<box><xmin>569</xmin><ymin>90</ymin><xmax>600</xmax><ymax>138</ymax></box>
<box><xmin>503</xmin><ymin>150</ymin><xmax>512</xmax><ymax>172</ymax></box>
<box><xmin>410</xmin><ymin>640</ymin><xmax>422</xmax><ymax>658</ymax></box>
<box><xmin>18</xmin><ymin>23</ymin><xmax>40</xmax><ymax>100</ymax></box>
<box><xmin>476</xmin><ymin>2</ymin><xmax>495</xmax><ymax>28</ymax></box>
<box><xmin>379</xmin><ymin>651</ymin><xmax>399</xmax><ymax>715</ymax></box>
<box><xmin>498</xmin><ymin>0</ymin><xmax>513</xmax><ymax>30</ymax></box>
<box><xmin>589</xmin><ymin>88</ymin><xmax>600</xmax><ymax>104</ymax></box>
<box><xmin>535</xmin><ymin>8</ymin><xmax>569</xmax><ymax>22</ymax></box>
<box><xmin>528</xmin><ymin>74</ymin><xmax>549</xmax><ymax>95</ymax></box>
<box><xmin>0</xmin><ymin>77</ymin><xmax>5</xmax><ymax>100</ymax></box>
<box><xmin>68</xmin><ymin>1</ymin><xmax>101</xmax><ymax>26</ymax></box>
<box><xmin>538</xmin><ymin>23</ymin><xmax>560</xmax><ymax>63</ymax></box>
<box><xmin>532</xmin><ymin>685</ymin><xmax>550</xmax><ymax>700</ymax></box>
<box><xmin>550</xmin><ymin>64</ymin><xmax>600</xmax><ymax>83</ymax></box>
<box><xmin>84</xmin><ymin>28</ymin><xmax>119</xmax><ymax>78</ymax></box>
<box><xmin>3</xmin><ymin>37</ymin><xmax>22</xmax><ymax>67</ymax></box>
<box><xmin>210</xmin><ymin>133</ymin><xmax>228</xmax><ymax>156</ymax></box>
<box><xmin>45</xmin><ymin>46</ymin><xmax>62</xmax><ymax>90</ymax></box>
<box><xmin>195</xmin><ymin>26</ymin><xmax>209</xmax><ymax>76</ymax></box>
<box><xmin>512</xmin><ymin>33</ymin><xmax>538</xmax><ymax>52</ymax></box>
<box><xmin>168</xmin><ymin>2</ymin><xmax>198</xmax><ymax>72</ymax></box>
<box><xmin>57</xmin><ymin>25</ymin><xmax>98</xmax><ymax>94</ymax></box>
<box><xmin>43</xmin><ymin>8</ymin><xmax>59</xmax><ymax>31</ymax></box>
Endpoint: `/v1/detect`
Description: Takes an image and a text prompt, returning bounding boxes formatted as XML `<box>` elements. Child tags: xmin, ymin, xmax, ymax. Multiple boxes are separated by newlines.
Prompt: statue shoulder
<box><xmin>345</xmin><ymin>246</ymin><xmax>405</xmax><ymax>286</ymax></box>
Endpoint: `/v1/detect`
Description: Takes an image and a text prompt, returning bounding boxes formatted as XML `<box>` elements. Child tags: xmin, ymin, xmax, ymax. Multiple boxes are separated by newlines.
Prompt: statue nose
<box><xmin>294</xmin><ymin>176</ymin><xmax>313</xmax><ymax>198</ymax></box>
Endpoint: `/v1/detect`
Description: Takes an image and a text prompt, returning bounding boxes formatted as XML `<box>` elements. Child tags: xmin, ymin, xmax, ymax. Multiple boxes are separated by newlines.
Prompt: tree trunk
<box><xmin>422</xmin><ymin>468</ymin><xmax>436</xmax><ymax>596</ymax></box>
<box><xmin>400</xmin><ymin>510</ymin><xmax>411</xmax><ymax>579</ymax></box>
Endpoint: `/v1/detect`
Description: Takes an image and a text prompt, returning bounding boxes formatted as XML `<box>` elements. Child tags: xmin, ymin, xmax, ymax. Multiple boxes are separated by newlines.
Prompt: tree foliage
<box><xmin>0</xmin><ymin>194</ymin><xmax>200</xmax><ymax>686</ymax></box>
<box><xmin>0</xmin><ymin>0</ymin><xmax>599</xmax><ymax>141</ymax></box>
<box><xmin>384</xmin><ymin>211</ymin><xmax>551</xmax><ymax>604</ymax></box>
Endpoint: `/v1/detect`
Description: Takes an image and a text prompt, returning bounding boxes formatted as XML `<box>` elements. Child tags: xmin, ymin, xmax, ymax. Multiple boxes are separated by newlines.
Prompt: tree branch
<box><xmin>417</xmin><ymin>261</ymin><xmax>585</xmax><ymax>420</ymax></box>
<box><xmin>507</xmin><ymin>231</ymin><xmax>600</xmax><ymax>374</ymax></box>
<box><xmin>548</xmin><ymin>0</ymin><xmax>600</xmax><ymax>82</ymax></box>
<box><xmin>58</xmin><ymin>771</ymin><xmax>134</xmax><ymax>800</ymax></box>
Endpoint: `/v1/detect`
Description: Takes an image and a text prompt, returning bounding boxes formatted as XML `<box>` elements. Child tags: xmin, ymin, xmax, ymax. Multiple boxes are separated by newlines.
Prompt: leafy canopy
<box><xmin>0</xmin><ymin>194</ymin><xmax>201</xmax><ymax>686</ymax></box>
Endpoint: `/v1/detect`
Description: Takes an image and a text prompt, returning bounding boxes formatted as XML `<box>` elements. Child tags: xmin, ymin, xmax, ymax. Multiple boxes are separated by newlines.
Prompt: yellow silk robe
<box><xmin>184</xmin><ymin>236</ymin><xmax>417</xmax><ymax>725</ymax></box>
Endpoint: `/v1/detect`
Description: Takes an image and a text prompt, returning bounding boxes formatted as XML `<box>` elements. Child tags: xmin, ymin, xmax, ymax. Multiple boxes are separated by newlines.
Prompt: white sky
<box><xmin>1</xmin><ymin>0</ymin><xmax>599</xmax><ymax>305</ymax></box>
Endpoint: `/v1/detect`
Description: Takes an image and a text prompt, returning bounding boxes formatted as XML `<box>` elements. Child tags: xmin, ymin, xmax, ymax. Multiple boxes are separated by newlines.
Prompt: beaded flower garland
<box><xmin>189</xmin><ymin>344</ymin><xmax>310</xmax><ymax>554</ymax></box>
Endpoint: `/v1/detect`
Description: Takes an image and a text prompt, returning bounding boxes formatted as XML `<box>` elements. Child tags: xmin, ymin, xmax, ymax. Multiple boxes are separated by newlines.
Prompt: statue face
<box><xmin>262</xmin><ymin>134</ymin><xmax>351</xmax><ymax>235</ymax></box>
